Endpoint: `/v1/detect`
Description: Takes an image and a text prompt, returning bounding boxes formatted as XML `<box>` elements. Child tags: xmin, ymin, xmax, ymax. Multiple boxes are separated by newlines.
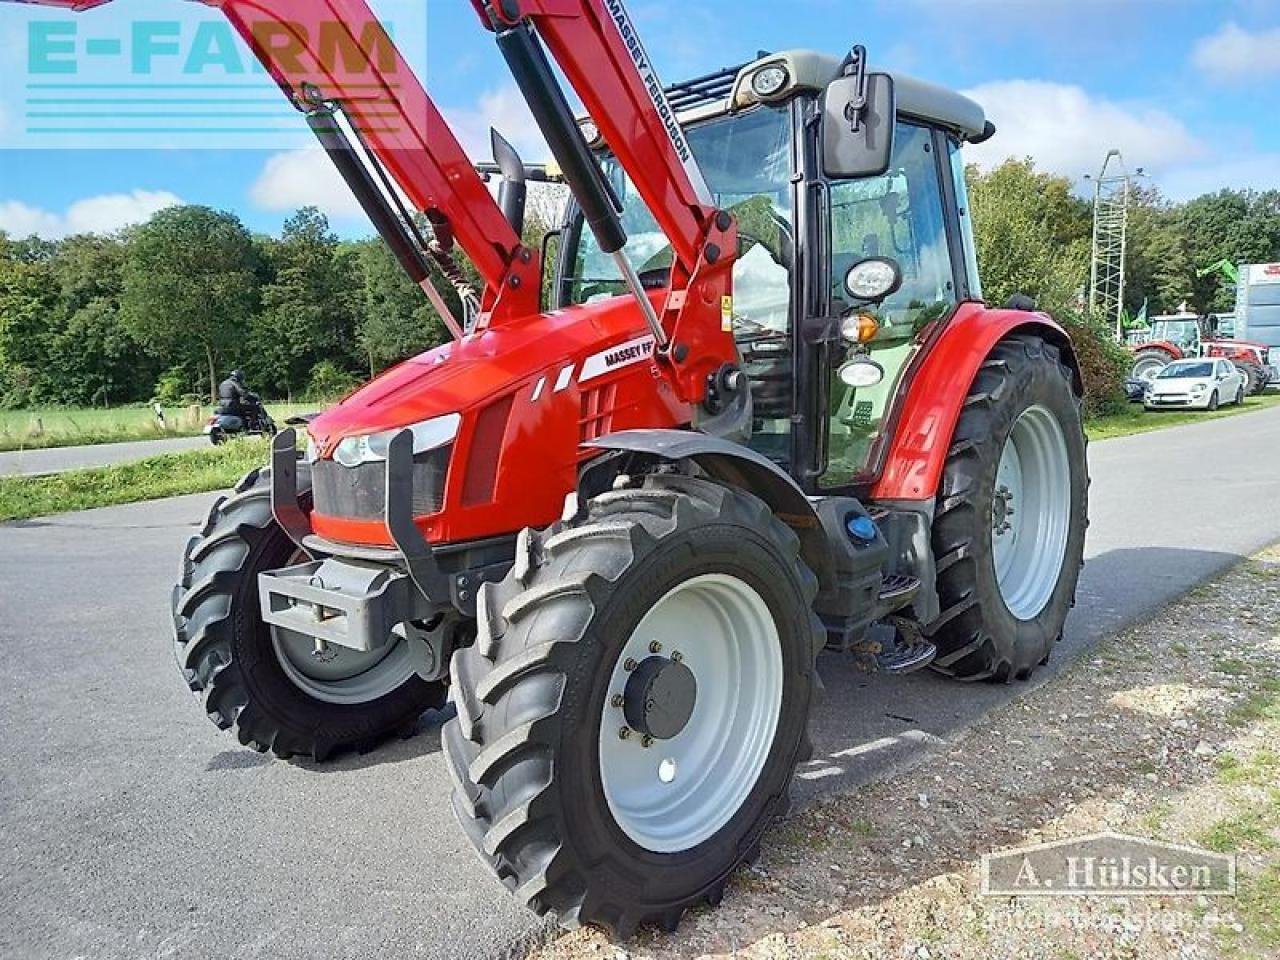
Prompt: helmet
<box><xmin>230</xmin><ymin>369</ymin><xmax>245</xmax><ymax>382</ymax></box>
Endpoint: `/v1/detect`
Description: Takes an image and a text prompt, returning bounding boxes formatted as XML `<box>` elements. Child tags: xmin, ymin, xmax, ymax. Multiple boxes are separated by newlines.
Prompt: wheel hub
<box><xmin>622</xmin><ymin>655</ymin><xmax>697</xmax><ymax>740</ymax></box>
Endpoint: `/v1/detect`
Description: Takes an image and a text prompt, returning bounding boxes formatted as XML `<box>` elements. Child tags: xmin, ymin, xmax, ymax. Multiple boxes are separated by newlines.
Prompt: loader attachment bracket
<box><xmin>271</xmin><ymin>428</ymin><xmax>315</xmax><ymax>556</ymax></box>
<box><xmin>384</xmin><ymin>429</ymin><xmax>451</xmax><ymax>605</ymax></box>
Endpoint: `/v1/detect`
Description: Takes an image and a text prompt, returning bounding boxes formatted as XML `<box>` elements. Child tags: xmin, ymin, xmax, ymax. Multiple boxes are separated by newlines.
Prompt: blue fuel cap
<box><xmin>846</xmin><ymin>513</ymin><xmax>877</xmax><ymax>543</ymax></box>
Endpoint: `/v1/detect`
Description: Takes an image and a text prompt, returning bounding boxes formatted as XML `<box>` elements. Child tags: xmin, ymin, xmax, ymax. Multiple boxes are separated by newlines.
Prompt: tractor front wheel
<box><xmin>929</xmin><ymin>334</ymin><xmax>1088</xmax><ymax>681</ymax></box>
<box><xmin>171</xmin><ymin>466</ymin><xmax>447</xmax><ymax>759</ymax></box>
<box><xmin>444</xmin><ymin>475</ymin><xmax>822</xmax><ymax>938</ymax></box>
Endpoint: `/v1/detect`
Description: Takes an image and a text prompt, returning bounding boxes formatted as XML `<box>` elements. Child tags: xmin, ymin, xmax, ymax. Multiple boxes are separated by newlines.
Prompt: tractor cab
<box><xmin>555</xmin><ymin>51</ymin><xmax>992</xmax><ymax>492</ymax></box>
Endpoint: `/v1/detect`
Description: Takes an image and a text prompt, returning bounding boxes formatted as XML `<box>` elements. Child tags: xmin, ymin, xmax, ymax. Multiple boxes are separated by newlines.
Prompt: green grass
<box><xmin>0</xmin><ymin>439</ymin><xmax>269</xmax><ymax>521</ymax></box>
<box><xmin>1197</xmin><ymin>812</ymin><xmax>1278</xmax><ymax>852</ymax></box>
<box><xmin>1085</xmin><ymin>392</ymin><xmax>1280</xmax><ymax>441</ymax></box>
<box><xmin>0</xmin><ymin>403</ymin><xmax>319</xmax><ymax>453</ymax></box>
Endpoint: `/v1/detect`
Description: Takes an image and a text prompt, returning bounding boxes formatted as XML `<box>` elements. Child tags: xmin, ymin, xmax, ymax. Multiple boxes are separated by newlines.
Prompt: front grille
<box><xmin>312</xmin><ymin>445</ymin><xmax>451</xmax><ymax>520</ymax></box>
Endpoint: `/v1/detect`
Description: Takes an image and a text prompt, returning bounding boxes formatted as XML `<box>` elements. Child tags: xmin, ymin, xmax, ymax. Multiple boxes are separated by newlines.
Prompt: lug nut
<box><xmin>619</xmin><ymin>726</ymin><xmax>632</xmax><ymax>740</ymax></box>
<box><xmin>641</xmin><ymin>735</ymin><xmax>654</xmax><ymax>748</ymax></box>
<box><xmin>611</xmin><ymin>693</ymin><xmax>624</xmax><ymax>708</ymax></box>
<box><xmin>649</xmin><ymin>640</ymin><xmax>662</xmax><ymax>654</ymax></box>
<box><xmin>624</xmin><ymin>657</ymin><xmax>638</xmax><ymax>671</ymax></box>
<box><xmin>671</xmin><ymin>651</ymin><xmax>684</xmax><ymax>663</ymax></box>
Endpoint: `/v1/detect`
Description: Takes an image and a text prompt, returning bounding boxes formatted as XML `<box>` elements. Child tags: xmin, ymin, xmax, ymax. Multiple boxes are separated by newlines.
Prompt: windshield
<box><xmin>1158</xmin><ymin>362</ymin><xmax>1213</xmax><ymax>379</ymax></box>
<box><xmin>567</xmin><ymin>105</ymin><xmax>793</xmax><ymax>318</ymax></box>
<box><xmin>1151</xmin><ymin>320</ymin><xmax>1199</xmax><ymax>351</ymax></box>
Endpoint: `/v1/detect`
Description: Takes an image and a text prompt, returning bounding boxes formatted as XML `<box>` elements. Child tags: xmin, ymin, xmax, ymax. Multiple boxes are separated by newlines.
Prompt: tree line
<box><xmin>2</xmin><ymin>164</ymin><xmax>1279</xmax><ymax>412</ymax></box>
<box><xmin>0</xmin><ymin>204</ymin><xmax>491</xmax><ymax>408</ymax></box>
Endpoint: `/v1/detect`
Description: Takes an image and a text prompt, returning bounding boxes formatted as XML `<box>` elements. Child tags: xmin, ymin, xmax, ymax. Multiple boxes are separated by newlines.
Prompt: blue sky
<box><xmin>1</xmin><ymin>0</ymin><xmax>1278</xmax><ymax>240</ymax></box>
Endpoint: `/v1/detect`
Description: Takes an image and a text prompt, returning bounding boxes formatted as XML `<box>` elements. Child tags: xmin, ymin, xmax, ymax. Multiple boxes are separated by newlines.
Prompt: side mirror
<box><xmin>822</xmin><ymin>72</ymin><xmax>896</xmax><ymax>180</ymax></box>
<box><xmin>844</xmin><ymin>257</ymin><xmax>902</xmax><ymax>305</ymax></box>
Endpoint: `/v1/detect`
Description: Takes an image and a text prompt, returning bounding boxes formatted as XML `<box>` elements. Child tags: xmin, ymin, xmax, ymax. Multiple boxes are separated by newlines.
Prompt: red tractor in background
<box><xmin>33</xmin><ymin>0</ymin><xmax>1089</xmax><ymax>938</ymax></box>
<box><xmin>1128</xmin><ymin>312</ymin><xmax>1272</xmax><ymax>394</ymax></box>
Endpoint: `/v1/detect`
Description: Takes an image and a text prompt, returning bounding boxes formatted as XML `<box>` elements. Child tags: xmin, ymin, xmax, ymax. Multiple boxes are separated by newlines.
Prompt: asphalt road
<box><xmin>0</xmin><ymin>436</ymin><xmax>208</xmax><ymax>477</ymax></box>
<box><xmin>4</xmin><ymin>406</ymin><xmax>1280</xmax><ymax>960</ymax></box>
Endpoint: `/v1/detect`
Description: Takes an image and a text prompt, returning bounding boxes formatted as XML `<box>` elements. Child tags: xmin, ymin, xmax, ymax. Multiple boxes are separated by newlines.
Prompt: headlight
<box><xmin>1189</xmin><ymin>384</ymin><xmax>1207</xmax><ymax>394</ymax></box>
<box><xmin>750</xmin><ymin>64</ymin><xmax>789</xmax><ymax>99</ymax></box>
<box><xmin>330</xmin><ymin>413</ymin><xmax>461</xmax><ymax>468</ymax></box>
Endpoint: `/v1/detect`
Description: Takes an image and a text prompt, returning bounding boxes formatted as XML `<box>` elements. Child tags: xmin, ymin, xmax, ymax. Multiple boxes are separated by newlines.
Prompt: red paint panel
<box><xmin>869</xmin><ymin>304</ymin><xmax>1075</xmax><ymax>503</ymax></box>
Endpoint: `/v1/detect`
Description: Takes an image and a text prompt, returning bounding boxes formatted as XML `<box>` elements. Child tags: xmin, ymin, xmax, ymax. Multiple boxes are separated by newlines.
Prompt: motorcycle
<box><xmin>204</xmin><ymin>394</ymin><xmax>278</xmax><ymax>445</ymax></box>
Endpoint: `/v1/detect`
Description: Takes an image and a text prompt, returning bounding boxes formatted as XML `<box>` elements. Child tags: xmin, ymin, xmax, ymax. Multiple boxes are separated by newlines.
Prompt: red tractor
<box><xmin>37</xmin><ymin>0</ymin><xmax>1089</xmax><ymax>938</ymax></box>
<box><xmin>1129</xmin><ymin>313</ymin><xmax>1272</xmax><ymax>394</ymax></box>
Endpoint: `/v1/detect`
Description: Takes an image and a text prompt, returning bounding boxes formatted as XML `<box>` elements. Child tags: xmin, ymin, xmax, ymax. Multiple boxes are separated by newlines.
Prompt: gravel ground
<box><xmin>529</xmin><ymin>547</ymin><xmax>1280</xmax><ymax>960</ymax></box>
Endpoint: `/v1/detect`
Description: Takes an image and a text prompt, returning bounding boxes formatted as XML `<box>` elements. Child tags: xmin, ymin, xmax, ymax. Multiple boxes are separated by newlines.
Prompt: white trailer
<box><xmin>1237</xmin><ymin>263</ymin><xmax>1280</xmax><ymax>385</ymax></box>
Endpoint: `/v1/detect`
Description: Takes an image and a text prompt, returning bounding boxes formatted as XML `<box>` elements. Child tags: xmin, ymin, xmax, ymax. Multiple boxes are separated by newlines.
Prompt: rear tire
<box><xmin>208</xmin><ymin>428</ymin><xmax>225</xmax><ymax>446</ymax></box>
<box><xmin>1234</xmin><ymin>363</ymin><xmax>1260</xmax><ymax>397</ymax></box>
<box><xmin>443</xmin><ymin>475</ymin><xmax>822</xmax><ymax>937</ymax></box>
<box><xmin>928</xmin><ymin>335</ymin><xmax>1088</xmax><ymax>682</ymax></box>
<box><xmin>171</xmin><ymin>466</ymin><xmax>447</xmax><ymax>759</ymax></box>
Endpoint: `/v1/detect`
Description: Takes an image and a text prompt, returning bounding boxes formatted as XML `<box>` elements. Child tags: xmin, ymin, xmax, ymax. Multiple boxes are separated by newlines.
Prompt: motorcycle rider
<box><xmin>218</xmin><ymin>369</ymin><xmax>252</xmax><ymax>417</ymax></box>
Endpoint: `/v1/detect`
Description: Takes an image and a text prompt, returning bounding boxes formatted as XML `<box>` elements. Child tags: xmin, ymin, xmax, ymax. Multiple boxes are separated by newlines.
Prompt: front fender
<box><xmin>869</xmin><ymin>303</ymin><xmax>1081</xmax><ymax>502</ymax></box>
<box><xmin>583</xmin><ymin>429</ymin><xmax>832</xmax><ymax>588</ymax></box>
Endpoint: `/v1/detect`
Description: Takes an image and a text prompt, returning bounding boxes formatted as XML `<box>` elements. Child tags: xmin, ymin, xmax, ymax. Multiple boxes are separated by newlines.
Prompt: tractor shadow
<box><xmin>800</xmin><ymin>545</ymin><xmax>1246</xmax><ymax>803</ymax></box>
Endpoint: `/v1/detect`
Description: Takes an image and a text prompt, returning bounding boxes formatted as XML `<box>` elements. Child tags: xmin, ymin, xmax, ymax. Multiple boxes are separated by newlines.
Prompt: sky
<box><xmin>0</xmin><ymin>0</ymin><xmax>1278</xmax><ymax>241</ymax></box>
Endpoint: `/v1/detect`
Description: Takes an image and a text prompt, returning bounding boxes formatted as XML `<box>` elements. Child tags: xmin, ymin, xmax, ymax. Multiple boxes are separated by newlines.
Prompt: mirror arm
<box><xmin>837</xmin><ymin>44</ymin><xmax>870</xmax><ymax>133</ymax></box>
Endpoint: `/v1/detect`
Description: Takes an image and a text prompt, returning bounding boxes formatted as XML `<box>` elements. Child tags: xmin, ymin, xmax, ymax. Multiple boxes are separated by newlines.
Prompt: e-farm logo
<box><xmin>2</xmin><ymin>1</ymin><xmax>427</xmax><ymax>149</ymax></box>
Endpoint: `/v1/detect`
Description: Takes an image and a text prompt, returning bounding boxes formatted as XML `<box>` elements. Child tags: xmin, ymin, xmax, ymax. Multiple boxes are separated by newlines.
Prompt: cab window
<box><xmin>821</xmin><ymin>122</ymin><xmax>957</xmax><ymax>488</ymax></box>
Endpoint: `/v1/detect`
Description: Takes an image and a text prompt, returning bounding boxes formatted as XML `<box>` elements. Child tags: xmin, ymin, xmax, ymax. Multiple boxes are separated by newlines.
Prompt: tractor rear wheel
<box><xmin>443</xmin><ymin>475</ymin><xmax>823</xmax><ymax>938</ymax></box>
<box><xmin>171</xmin><ymin>466</ymin><xmax>447</xmax><ymax>760</ymax></box>
<box><xmin>1234</xmin><ymin>362</ymin><xmax>1261</xmax><ymax>396</ymax></box>
<box><xmin>929</xmin><ymin>334</ymin><xmax>1088</xmax><ymax>681</ymax></box>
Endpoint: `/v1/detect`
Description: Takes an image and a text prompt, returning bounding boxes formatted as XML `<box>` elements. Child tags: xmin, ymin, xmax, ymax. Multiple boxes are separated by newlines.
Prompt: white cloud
<box><xmin>443</xmin><ymin>86</ymin><xmax>547</xmax><ymax>163</ymax></box>
<box><xmin>249</xmin><ymin>85</ymin><xmax>547</xmax><ymax>224</ymax></box>
<box><xmin>249</xmin><ymin>148</ymin><xmax>366</xmax><ymax>220</ymax></box>
<box><xmin>961</xmin><ymin>80</ymin><xmax>1206</xmax><ymax>182</ymax></box>
<box><xmin>1192</xmin><ymin>22</ymin><xmax>1280</xmax><ymax>82</ymax></box>
<box><xmin>0</xmin><ymin>189</ymin><xmax>181</xmax><ymax>240</ymax></box>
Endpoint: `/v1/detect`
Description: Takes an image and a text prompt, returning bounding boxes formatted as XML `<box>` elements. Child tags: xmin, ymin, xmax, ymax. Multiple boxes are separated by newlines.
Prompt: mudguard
<box><xmin>869</xmin><ymin>303</ymin><xmax>1081</xmax><ymax>502</ymax></box>
<box><xmin>583</xmin><ymin>429</ymin><xmax>833</xmax><ymax>588</ymax></box>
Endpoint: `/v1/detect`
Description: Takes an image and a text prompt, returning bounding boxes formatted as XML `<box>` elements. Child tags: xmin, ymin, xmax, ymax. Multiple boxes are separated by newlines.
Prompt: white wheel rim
<box><xmin>991</xmin><ymin>405</ymin><xmax>1072</xmax><ymax>620</ymax></box>
<box><xmin>598</xmin><ymin>573</ymin><xmax>783</xmax><ymax>853</ymax></box>
<box><xmin>271</xmin><ymin>626</ymin><xmax>431</xmax><ymax>705</ymax></box>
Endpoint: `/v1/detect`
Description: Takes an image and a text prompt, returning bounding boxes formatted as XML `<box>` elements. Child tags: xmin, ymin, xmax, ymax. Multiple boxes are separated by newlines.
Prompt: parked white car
<box><xmin>1144</xmin><ymin>358</ymin><xmax>1246</xmax><ymax>411</ymax></box>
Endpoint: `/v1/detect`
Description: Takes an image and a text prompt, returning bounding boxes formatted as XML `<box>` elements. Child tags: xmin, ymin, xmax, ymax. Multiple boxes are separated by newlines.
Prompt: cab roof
<box><xmin>666</xmin><ymin>49</ymin><xmax>989</xmax><ymax>142</ymax></box>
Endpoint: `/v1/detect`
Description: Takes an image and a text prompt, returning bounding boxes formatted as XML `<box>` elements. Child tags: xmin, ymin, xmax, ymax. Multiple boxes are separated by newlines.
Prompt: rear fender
<box><xmin>869</xmin><ymin>304</ymin><xmax>1081</xmax><ymax>502</ymax></box>
<box><xmin>582</xmin><ymin>429</ymin><xmax>833</xmax><ymax>589</ymax></box>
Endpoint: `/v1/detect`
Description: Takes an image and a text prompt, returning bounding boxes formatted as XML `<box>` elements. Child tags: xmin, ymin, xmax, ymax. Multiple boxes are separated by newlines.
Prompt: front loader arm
<box><xmin>475</xmin><ymin>0</ymin><xmax>740</xmax><ymax>403</ymax></box>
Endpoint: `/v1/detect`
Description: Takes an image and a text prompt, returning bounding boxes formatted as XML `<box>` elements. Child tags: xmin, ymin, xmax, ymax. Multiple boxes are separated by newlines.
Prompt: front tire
<box><xmin>1208</xmin><ymin>390</ymin><xmax>1219</xmax><ymax>411</ymax></box>
<box><xmin>443</xmin><ymin>475</ymin><xmax>822</xmax><ymax>937</ymax></box>
<box><xmin>929</xmin><ymin>335</ymin><xmax>1088</xmax><ymax>681</ymax></box>
<box><xmin>171</xmin><ymin>466</ymin><xmax>447</xmax><ymax>759</ymax></box>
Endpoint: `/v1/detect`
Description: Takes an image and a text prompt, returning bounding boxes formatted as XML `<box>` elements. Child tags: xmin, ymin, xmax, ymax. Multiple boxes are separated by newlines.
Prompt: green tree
<box><xmin>121</xmin><ymin>206</ymin><xmax>260</xmax><ymax>402</ymax></box>
<box><xmin>251</xmin><ymin>207</ymin><xmax>361</xmax><ymax>396</ymax></box>
<box><xmin>1176</xmin><ymin>190</ymin><xmax>1280</xmax><ymax>313</ymax></box>
<box><xmin>352</xmin><ymin>238</ymin><xmax>448</xmax><ymax>374</ymax></box>
<box><xmin>967</xmin><ymin>159</ymin><xmax>1091</xmax><ymax>314</ymax></box>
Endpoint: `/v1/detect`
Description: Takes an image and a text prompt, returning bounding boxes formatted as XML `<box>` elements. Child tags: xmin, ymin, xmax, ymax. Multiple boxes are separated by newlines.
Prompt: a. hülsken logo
<box><xmin>981</xmin><ymin>831</ymin><xmax>1235</xmax><ymax>897</ymax></box>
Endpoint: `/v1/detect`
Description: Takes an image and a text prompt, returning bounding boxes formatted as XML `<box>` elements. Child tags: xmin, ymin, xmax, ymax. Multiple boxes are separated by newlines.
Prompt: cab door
<box><xmin>816</xmin><ymin>121</ymin><xmax>966</xmax><ymax>490</ymax></box>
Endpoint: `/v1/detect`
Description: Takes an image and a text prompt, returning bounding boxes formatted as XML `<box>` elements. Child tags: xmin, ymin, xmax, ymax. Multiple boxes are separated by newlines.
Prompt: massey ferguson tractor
<box><xmin>32</xmin><ymin>0</ymin><xmax>1089</xmax><ymax>938</ymax></box>
<box><xmin>1128</xmin><ymin>312</ymin><xmax>1271</xmax><ymax>394</ymax></box>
